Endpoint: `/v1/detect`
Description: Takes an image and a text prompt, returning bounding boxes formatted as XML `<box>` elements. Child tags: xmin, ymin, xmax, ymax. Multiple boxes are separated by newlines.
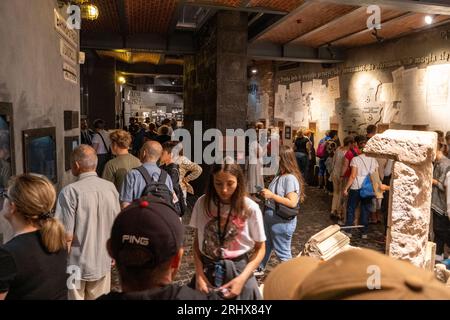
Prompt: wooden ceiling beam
<box><xmin>328</xmin><ymin>12</ymin><xmax>413</xmax><ymax>46</ymax></box>
<box><xmin>81</xmin><ymin>32</ymin><xmax>195</xmax><ymax>55</ymax></box>
<box><xmin>287</xmin><ymin>6</ymin><xmax>368</xmax><ymax>45</ymax></box>
<box><xmin>314</xmin><ymin>0</ymin><xmax>450</xmax><ymax>16</ymax></box>
<box><xmin>248</xmin><ymin>0</ymin><xmax>315</xmax><ymax>43</ymax></box>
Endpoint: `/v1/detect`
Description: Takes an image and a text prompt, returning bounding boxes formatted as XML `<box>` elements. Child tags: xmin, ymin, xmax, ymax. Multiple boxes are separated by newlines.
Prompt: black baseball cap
<box><xmin>110</xmin><ymin>195</ymin><xmax>184</xmax><ymax>269</ymax></box>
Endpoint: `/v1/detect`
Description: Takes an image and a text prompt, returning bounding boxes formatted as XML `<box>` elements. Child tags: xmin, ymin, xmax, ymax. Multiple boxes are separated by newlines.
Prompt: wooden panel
<box><xmin>97</xmin><ymin>50</ymin><xmax>162</xmax><ymax>64</ymax></box>
<box><xmin>292</xmin><ymin>7</ymin><xmax>406</xmax><ymax>48</ymax></box>
<box><xmin>126</xmin><ymin>0</ymin><xmax>177</xmax><ymax>34</ymax></box>
<box><xmin>81</xmin><ymin>0</ymin><xmax>121</xmax><ymax>33</ymax></box>
<box><xmin>257</xmin><ymin>2</ymin><xmax>357</xmax><ymax>44</ymax></box>
<box><xmin>249</xmin><ymin>0</ymin><xmax>304</xmax><ymax>12</ymax></box>
<box><xmin>333</xmin><ymin>13</ymin><xmax>450</xmax><ymax>47</ymax></box>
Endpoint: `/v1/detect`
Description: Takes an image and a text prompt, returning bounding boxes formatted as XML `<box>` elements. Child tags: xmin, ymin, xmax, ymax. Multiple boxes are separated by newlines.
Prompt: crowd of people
<box><xmin>293</xmin><ymin>125</ymin><xmax>450</xmax><ymax>260</ymax></box>
<box><xmin>0</xmin><ymin>118</ymin><xmax>449</xmax><ymax>300</ymax></box>
<box><xmin>292</xmin><ymin>125</ymin><xmax>391</xmax><ymax>239</ymax></box>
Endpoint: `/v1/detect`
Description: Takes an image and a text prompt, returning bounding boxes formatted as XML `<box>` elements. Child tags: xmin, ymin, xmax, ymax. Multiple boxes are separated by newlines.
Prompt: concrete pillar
<box><xmin>183</xmin><ymin>11</ymin><xmax>248</xmax><ymax>195</ymax></box>
<box><xmin>184</xmin><ymin>11</ymin><xmax>247</xmax><ymax>133</ymax></box>
<box><xmin>364</xmin><ymin>130</ymin><xmax>437</xmax><ymax>268</ymax></box>
<box><xmin>84</xmin><ymin>57</ymin><xmax>117</xmax><ymax>130</ymax></box>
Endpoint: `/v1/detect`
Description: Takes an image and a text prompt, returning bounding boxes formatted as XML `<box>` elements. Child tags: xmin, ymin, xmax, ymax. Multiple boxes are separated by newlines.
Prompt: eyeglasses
<box><xmin>0</xmin><ymin>190</ymin><xmax>10</xmax><ymax>200</ymax></box>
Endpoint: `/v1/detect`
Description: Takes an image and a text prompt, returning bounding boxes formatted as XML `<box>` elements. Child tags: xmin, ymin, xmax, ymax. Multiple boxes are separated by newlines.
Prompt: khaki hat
<box><xmin>264</xmin><ymin>249</ymin><xmax>450</xmax><ymax>300</ymax></box>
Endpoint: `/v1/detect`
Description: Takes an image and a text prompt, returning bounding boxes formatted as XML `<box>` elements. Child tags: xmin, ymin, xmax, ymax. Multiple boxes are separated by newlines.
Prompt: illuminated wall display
<box><xmin>273</xmin><ymin>26</ymin><xmax>450</xmax><ymax>137</ymax></box>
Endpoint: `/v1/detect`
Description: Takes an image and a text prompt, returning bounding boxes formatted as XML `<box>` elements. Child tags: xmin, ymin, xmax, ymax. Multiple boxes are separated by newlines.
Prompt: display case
<box><xmin>23</xmin><ymin>127</ymin><xmax>57</xmax><ymax>183</ymax></box>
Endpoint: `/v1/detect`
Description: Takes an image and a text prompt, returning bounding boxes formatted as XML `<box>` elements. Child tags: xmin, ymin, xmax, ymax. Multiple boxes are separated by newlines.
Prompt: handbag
<box><xmin>358</xmin><ymin>157</ymin><xmax>375</xmax><ymax>199</ymax></box>
<box><xmin>273</xmin><ymin>176</ymin><xmax>300</xmax><ymax>220</ymax></box>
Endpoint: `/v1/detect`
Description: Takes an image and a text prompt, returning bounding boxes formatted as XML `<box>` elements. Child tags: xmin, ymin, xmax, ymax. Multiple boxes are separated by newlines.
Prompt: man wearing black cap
<box><xmin>99</xmin><ymin>194</ymin><xmax>219</xmax><ymax>300</ymax></box>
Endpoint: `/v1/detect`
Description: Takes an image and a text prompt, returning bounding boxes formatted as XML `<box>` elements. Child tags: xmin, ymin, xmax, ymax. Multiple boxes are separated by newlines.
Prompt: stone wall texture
<box><xmin>365</xmin><ymin>130</ymin><xmax>437</xmax><ymax>268</ymax></box>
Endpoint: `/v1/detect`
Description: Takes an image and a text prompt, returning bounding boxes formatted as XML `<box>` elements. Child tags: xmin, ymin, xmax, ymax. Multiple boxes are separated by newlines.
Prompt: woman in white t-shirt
<box><xmin>343</xmin><ymin>150</ymin><xmax>378</xmax><ymax>239</ymax></box>
<box><xmin>189</xmin><ymin>161</ymin><xmax>266</xmax><ymax>300</ymax></box>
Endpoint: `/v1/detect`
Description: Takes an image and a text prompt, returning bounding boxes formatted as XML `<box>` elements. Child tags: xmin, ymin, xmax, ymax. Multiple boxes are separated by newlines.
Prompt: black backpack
<box><xmin>135</xmin><ymin>166</ymin><xmax>176</xmax><ymax>210</ymax></box>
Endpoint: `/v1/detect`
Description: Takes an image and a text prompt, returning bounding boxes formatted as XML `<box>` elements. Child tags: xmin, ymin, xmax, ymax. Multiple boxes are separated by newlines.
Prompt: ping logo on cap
<box><xmin>122</xmin><ymin>235</ymin><xmax>149</xmax><ymax>246</ymax></box>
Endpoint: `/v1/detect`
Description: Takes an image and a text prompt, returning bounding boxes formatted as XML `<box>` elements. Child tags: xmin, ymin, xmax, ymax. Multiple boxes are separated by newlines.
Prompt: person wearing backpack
<box><xmin>343</xmin><ymin>147</ymin><xmax>379</xmax><ymax>239</ymax></box>
<box><xmin>316</xmin><ymin>131</ymin><xmax>338</xmax><ymax>189</ymax></box>
<box><xmin>342</xmin><ymin>135</ymin><xmax>363</xmax><ymax>180</ymax></box>
<box><xmin>120</xmin><ymin>141</ymin><xmax>175</xmax><ymax>210</ymax></box>
<box><xmin>159</xmin><ymin>141</ymin><xmax>186</xmax><ymax>217</ymax></box>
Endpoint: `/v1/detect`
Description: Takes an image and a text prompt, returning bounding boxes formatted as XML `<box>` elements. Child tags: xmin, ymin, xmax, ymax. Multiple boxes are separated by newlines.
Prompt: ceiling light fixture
<box><xmin>425</xmin><ymin>15</ymin><xmax>434</xmax><ymax>25</ymax></box>
<box><xmin>251</xmin><ymin>68</ymin><xmax>258</xmax><ymax>74</ymax></box>
<box><xmin>118</xmin><ymin>76</ymin><xmax>126</xmax><ymax>84</ymax></box>
<box><xmin>58</xmin><ymin>1</ymin><xmax>99</xmax><ymax>20</ymax></box>
<box><xmin>81</xmin><ymin>3</ymin><xmax>99</xmax><ymax>20</ymax></box>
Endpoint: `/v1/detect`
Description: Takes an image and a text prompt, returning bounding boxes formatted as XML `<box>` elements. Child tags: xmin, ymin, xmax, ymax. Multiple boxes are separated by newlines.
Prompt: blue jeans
<box><xmin>346</xmin><ymin>189</ymin><xmax>372</xmax><ymax>235</ymax></box>
<box><xmin>260</xmin><ymin>209</ymin><xmax>297</xmax><ymax>269</ymax></box>
<box><xmin>295</xmin><ymin>152</ymin><xmax>308</xmax><ymax>176</ymax></box>
<box><xmin>318</xmin><ymin>158</ymin><xmax>327</xmax><ymax>177</ymax></box>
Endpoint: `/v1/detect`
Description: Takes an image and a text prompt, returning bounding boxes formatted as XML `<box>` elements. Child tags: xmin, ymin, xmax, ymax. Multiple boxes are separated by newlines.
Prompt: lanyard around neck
<box><xmin>217</xmin><ymin>201</ymin><xmax>233</xmax><ymax>250</ymax></box>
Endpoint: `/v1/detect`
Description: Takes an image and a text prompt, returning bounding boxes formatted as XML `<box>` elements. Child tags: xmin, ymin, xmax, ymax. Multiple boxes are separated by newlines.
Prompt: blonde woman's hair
<box><xmin>278</xmin><ymin>145</ymin><xmax>306</xmax><ymax>203</ymax></box>
<box><xmin>8</xmin><ymin>174</ymin><xmax>66</xmax><ymax>253</ymax></box>
<box><xmin>295</xmin><ymin>129</ymin><xmax>304</xmax><ymax>138</ymax></box>
<box><xmin>110</xmin><ymin>129</ymin><xmax>132</xmax><ymax>149</ymax></box>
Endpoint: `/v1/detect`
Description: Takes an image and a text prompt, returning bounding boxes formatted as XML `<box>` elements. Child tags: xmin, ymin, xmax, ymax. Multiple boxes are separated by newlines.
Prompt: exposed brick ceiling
<box><xmin>126</xmin><ymin>0</ymin><xmax>178</xmax><ymax>34</ymax></box>
<box><xmin>82</xmin><ymin>0</ymin><xmax>450</xmax><ymax>54</ymax></box>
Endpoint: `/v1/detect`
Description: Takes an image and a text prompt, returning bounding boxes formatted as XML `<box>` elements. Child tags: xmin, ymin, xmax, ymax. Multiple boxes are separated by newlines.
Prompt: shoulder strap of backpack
<box><xmin>158</xmin><ymin>169</ymin><xmax>168</xmax><ymax>184</ymax></box>
<box><xmin>136</xmin><ymin>166</ymin><xmax>154</xmax><ymax>185</ymax></box>
<box><xmin>360</xmin><ymin>156</ymin><xmax>372</xmax><ymax>174</ymax></box>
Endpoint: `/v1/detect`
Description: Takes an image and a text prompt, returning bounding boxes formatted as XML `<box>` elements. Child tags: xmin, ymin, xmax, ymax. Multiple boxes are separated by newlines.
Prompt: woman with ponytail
<box><xmin>0</xmin><ymin>174</ymin><xmax>67</xmax><ymax>300</ymax></box>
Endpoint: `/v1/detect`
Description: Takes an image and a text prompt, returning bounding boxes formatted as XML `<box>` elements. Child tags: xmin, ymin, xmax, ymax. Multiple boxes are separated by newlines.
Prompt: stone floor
<box><xmin>111</xmin><ymin>186</ymin><xmax>386</xmax><ymax>291</ymax></box>
<box><xmin>173</xmin><ymin>185</ymin><xmax>386</xmax><ymax>286</ymax></box>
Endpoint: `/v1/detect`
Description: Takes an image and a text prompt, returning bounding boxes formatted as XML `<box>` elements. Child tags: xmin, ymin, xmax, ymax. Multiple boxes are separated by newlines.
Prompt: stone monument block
<box><xmin>365</xmin><ymin>130</ymin><xmax>437</xmax><ymax>268</ymax></box>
